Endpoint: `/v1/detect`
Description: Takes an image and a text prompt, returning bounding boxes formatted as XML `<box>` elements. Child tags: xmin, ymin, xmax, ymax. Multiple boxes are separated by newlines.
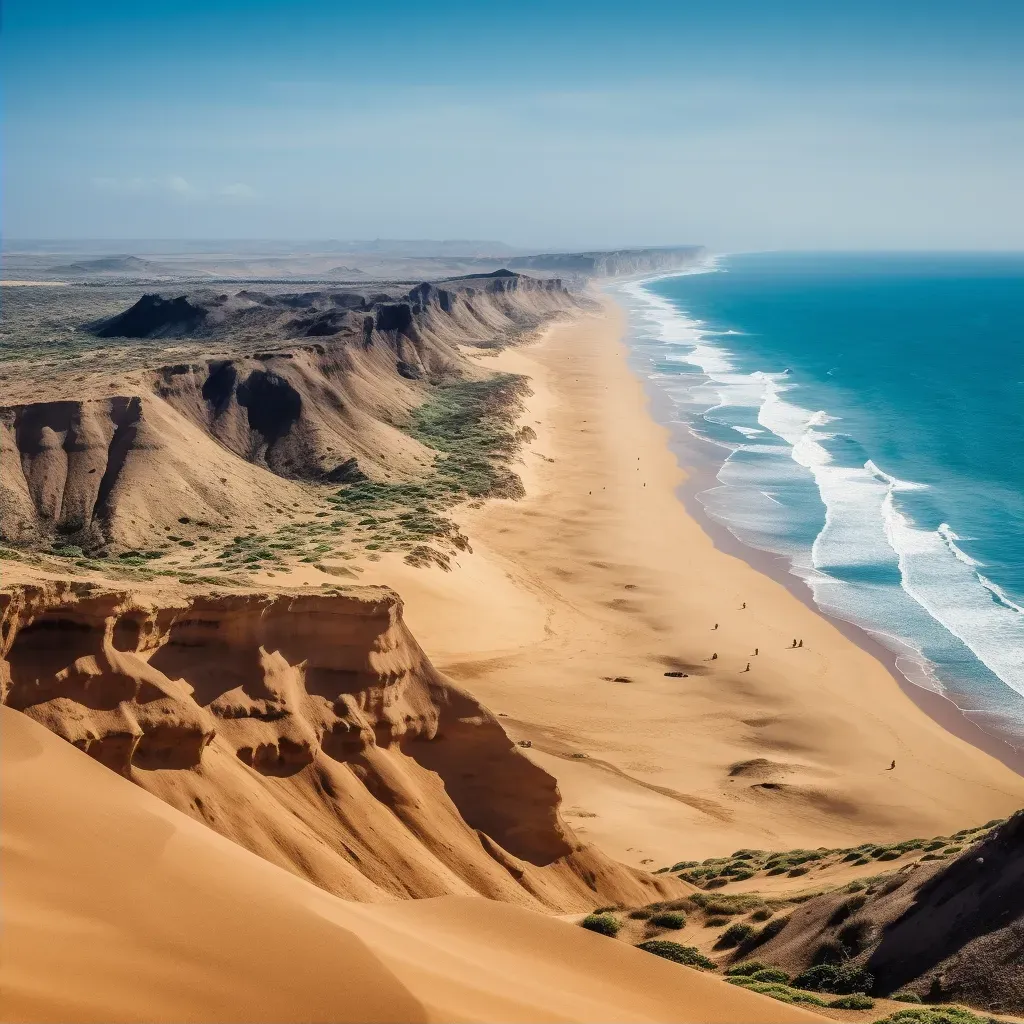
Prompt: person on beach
<box><xmin>713</xmin><ymin>623</ymin><xmax>719</xmax><ymax>630</ymax></box>
<box><xmin>888</xmin><ymin>760</ymin><xmax>896</xmax><ymax>770</ymax></box>
<box><xmin>754</xmin><ymin>647</ymin><xmax>759</xmax><ymax>655</ymax></box>
<box><xmin>798</xmin><ymin>639</ymin><xmax>803</xmax><ymax>648</ymax></box>
<box><xmin>741</xmin><ymin>602</ymin><xmax>746</xmax><ymax>609</ymax></box>
<box><xmin>745</xmin><ymin>662</ymin><xmax>750</xmax><ymax>672</ymax></box>
<box><xmin>711</xmin><ymin>652</ymin><xmax>718</xmax><ymax>660</ymax></box>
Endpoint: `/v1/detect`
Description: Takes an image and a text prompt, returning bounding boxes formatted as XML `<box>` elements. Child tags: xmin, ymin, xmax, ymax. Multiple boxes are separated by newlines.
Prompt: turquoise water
<box><xmin>616</xmin><ymin>253</ymin><xmax>1024</xmax><ymax>747</ymax></box>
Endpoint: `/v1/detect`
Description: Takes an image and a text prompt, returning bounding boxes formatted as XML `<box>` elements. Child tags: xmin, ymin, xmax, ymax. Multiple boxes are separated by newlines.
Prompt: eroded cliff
<box><xmin>0</xmin><ymin>581</ymin><xmax>679</xmax><ymax>911</ymax></box>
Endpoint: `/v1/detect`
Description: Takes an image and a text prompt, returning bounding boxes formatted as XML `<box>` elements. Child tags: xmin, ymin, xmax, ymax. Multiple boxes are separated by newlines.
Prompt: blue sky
<box><xmin>4</xmin><ymin>1</ymin><xmax>1023</xmax><ymax>249</ymax></box>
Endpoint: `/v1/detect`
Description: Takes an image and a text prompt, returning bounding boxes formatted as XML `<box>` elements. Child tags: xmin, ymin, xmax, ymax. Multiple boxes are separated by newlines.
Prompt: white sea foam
<box><xmin>620</xmin><ymin>274</ymin><xmax>1024</xmax><ymax>713</ymax></box>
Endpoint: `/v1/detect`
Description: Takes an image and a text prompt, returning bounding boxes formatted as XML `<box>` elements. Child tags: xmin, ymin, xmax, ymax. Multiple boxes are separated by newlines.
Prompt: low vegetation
<box><xmin>654</xmin><ymin>821</ymin><xmax>1004</xmax><ymax>889</ymax></box>
<box><xmin>634</xmin><ymin>941</ymin><xmax>715</xmax><ymax>969</ymax></box>
<box><xmin>580</xmin><ymin>913</ymin><xmax>620</xmax><ymax>937</ymax></box>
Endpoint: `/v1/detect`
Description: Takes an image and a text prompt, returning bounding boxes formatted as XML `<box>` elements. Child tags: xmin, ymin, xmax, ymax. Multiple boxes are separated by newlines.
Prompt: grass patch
<box><xmin>872</xmin><ymin>1010</ymin><xmax>996</xmax><ymax>1024</ymax></box>
<box><xmin>726</xmin><ymin>978</ymin><xmax>827</xmax><ymax>1007</ymax></box>
<box><xmin>636</xmin><ymin>941</ymin><xmax>715</xmax><ymax>970</ymax></box>
<box><xmin>649</xmin><ymin>911</ymin><xmax>686</xmax><ymax>929</ymax></box>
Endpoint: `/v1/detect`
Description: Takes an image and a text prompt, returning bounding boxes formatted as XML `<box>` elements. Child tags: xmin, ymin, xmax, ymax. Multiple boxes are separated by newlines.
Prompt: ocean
<box><xmin>616</xmin><ymin>252</ymin><xmax>1024</xmax><ymax>749</ymax></box>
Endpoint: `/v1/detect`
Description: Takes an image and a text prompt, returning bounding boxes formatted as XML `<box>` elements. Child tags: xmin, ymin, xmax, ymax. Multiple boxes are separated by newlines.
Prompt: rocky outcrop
<box><xmin>0</xmin><ymin>581</ymin><xmax>680</xmax><ymax>910</ymax></box>
<box><xmin>746</xmin><ymin>814</ymin><xmax>1024</xmax><ymax>1013</ymax></box>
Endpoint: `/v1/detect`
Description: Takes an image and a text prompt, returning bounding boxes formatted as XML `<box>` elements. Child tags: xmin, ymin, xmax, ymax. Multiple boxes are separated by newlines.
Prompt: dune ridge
<box><xmin>1</xmin><ymin>705</ymin><xmax>821</xmax><ymax>1024</ymax></box>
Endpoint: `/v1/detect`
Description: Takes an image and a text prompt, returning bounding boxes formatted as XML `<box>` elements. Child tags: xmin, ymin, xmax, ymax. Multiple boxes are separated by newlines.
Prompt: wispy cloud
<box><xmin>218</xmin><ymin>182</ymin><xmax>259</xmax><ymax>200</ymax></box>
<box><xmin>89</xmin><ymin>175</ymin><xmax>257</xmax><ymax>202</ymax></box>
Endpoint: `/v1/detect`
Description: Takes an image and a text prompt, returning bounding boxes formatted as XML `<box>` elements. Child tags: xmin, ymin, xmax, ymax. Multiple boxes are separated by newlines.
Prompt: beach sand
<box><xmin>358</xmin><ymin>296</ymin><xmax>1024</xmax><ymax>867</ymax></box>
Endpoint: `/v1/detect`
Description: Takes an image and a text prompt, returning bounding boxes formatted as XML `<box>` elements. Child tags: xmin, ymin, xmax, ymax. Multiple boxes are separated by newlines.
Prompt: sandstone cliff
<box><xmin>0</xmin><ymin>580</ymin><xmax>680</xmax><ymax>911</ymax></box>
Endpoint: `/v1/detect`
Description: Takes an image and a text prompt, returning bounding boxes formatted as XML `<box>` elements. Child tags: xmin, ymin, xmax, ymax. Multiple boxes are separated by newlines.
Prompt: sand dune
<box><xmin>1</xmin><ymin>706</ymin><xmax>822</xmax><ymax>1023</ymax></box>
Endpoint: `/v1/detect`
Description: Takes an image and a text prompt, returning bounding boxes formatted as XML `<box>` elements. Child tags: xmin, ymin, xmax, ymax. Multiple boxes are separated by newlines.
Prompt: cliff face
<box><xmin>0</xmin><ymin>581</ymin><xmax>679</xmax><ymax>911</ymax></box>
<box><xmin>0</xmin><ymin>274</ymin><xmax>577</xmax><ymax>550</ymax></box>
<box><xmin>507</xmin><ymin>246</ymin><xmax>707</xmax><ymax>278</ymax></box>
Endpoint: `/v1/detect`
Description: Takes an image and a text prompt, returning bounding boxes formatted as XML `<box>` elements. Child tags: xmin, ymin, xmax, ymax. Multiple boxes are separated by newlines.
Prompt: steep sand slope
<box><xmin>0</xmin><ymin>580</ymin><xmax>677</xmax><ymax>911</ymax></box>
<box><xmin>1</xmin><ymin>707</ymin><xmax>824</xmax><ymax>1024</ymax></box>
<box><xmin>355</xmin><ymin>300</ymin><xmax>1024</xmax><ymax>863</ymax></box>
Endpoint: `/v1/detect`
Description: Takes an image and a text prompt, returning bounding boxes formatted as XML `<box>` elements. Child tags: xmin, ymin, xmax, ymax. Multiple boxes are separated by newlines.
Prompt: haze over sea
<box><xmin>619</xmin><ymin>253</ymin><xmax>1024</xmax><ymax>748</ymax></box>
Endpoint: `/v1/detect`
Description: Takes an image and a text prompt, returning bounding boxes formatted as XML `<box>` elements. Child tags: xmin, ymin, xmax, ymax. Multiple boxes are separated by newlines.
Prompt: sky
<box><xmin>3</xmin><ymin>0</ymin><xmax>1023</xmax><ymax>250</ymax></box>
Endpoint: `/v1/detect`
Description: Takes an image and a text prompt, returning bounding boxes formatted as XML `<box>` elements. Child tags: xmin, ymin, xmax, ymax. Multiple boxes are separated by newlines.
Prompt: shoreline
<box><xmin>359</xmin><ymin>296</ymin><xmax>1024</xmax><ymax>864</ymax></box>
<box><xmin>647</xmin><ymin>362</ymin><xmax>1024</xmax><ymax>779</ymax></box>
<box><xmin>615</xmin><ymin>282</ymin><xmax>1024</xmax><ymax>778</ymax></box>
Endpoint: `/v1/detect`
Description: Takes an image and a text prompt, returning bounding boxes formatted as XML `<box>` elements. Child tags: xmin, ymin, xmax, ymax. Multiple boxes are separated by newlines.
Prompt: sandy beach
<box><xmin>361</xmin><ymin>295</ymin><xmax>1024</xmax><ymax>867</ymax></box>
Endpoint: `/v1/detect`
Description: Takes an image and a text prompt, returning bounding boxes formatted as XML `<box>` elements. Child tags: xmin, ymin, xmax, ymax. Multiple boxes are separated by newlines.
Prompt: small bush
<box><xmin>706</xmin><ymin>916</ymin><xmax>728</xmax><ymax>927</ymax></box>
<box><xmin>580</xmin><ymin>914</ymin><xmax>620</xmax><ymax>936</ymax></box>
<box><xmin>750</xmin><ymin>968</ymin><xmax>790</xmax><ymax>984</ymax></box>
<box><xmin>650</xmin><ymin>912</ymin><xmax>686</xmax><ymax>929</ymax></box>
<box><xmin>725</xmin><ymin>961</ymin><xmax>766</xmax><ymax>977</ymax></box>
<box><xmin>891</xmin><ymin>992</ymin><xmax>923</xmax><ymax>1004</ymax></box>
<box><xmin>830</xmin><ymin>994</ymin><xmax>875</xmax><ymax>1010</ymax></box>
<box><xmin>838</xmin><ymin>916</ymin><xmax>877</xmax><ymax>954</ymax></box>
<box><xmin>636</xmin><ymin>941</ymin><xmax>715</xmax><ymax>970</ymax></box>
<box><xmin>787</xmin><ymin>866</ymin><xmax>810</xmax><ymax>877</ymax></box>
<box><xmin>877</xmin><ymin>850</ymin><xmax>901</xmax><ymax>861</ymax></box>
<box><xmin>628</xmin><ymin>909</ymin><xmax>653</xmax><ymax>920</ymax></box>
<box><xmin>750</xmin><ymin>908</ymin><xmax>773</xmax><ymax>921</ymax></box>
<box><xmin>715</xmin><ymin>922</ymin><xmax>754</xmax><ymax>948</ymax></box>
<box><xmin>794</xmin><ymin>963</ymin><xmax>875</xmax><ymax>995</ymax></box>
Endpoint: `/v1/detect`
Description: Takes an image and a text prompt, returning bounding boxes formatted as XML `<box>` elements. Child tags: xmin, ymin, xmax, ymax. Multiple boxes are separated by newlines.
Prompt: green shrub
<box><xmin>846</xmin><ymin>879</ymin><xmax>867</xmax><ymax>892</ymax></box>
<box><xmin>706</xmin><ymin>916</ymin><xmax>728</xmax><ymax>927</ymax></box>
<box><xmin>787</xmin><ymin>866</ymin><xmax>810</xmax><ymax>877</ymax></box>
<box><xmin>878</xmin><ymin>850</ymin><xmax>902</xmax><ymax>861</ymax></box>
<box><xmin>838</xmin><ymin>916</ymin><xmax>877</xmax><ymax>954</ymax></box>
<box><xmin>829</xmin><ymin>994</ymin><xmax>875</xmax><ymax>1009</ymax></box>
<box><xmin>793</xmin><ymin>963</ymin><xmax>874</xmax><ymax>994</ymax></box>
<box><xmin>670</xmin><ymin>860</ymin><xmax>698</xmax><ymax>871</ymax></box>
<box><xmin>715</xmin><ymin>923</ymin><xmax>754</xmax><ymax>948</ymax></box>
<box><xmin>628</xmin><ymin>908</ymin><xmax>653</xmax><ymax>920</ymax></box>
<box><xmin>750</xmin><ymin>968</ymin><xmax>790</xmax><ymax>984</ymax></box>
<box><xmin>871</xmin><ymin>1009</ymin><xmax>994</xmax><ymax>1024</ymax></box>
<box><xmin>749</xmin><ymin>915</ymin><xmax>790</xmax><ymax>945</ymax></box>
<box><xmin>924</xmin><ymin>840</ymin><xmax>947</xmax><ymax>851</ymax></box>
<box><xmin>892</xmin><ymin>992</ymin><xmax>923</xmax><ymax>1003</ymax></box>
<box><xmin>726</xmin><ymin>978</ymin><xmax>827</xmax><ymax>1007</ymax></box>
<box><xmin>725</xmin><ymin>961</ymin><xmax>766</xmax><ymax>977</ymax></box>
<box><xmin>635</xmin><ymin>941</ymin><xmax>716</xmax><ymax>970</ymax></box>
<box><xmin>580</xmin><ymin>914</ymin><xmax>620</xmax><ymax>936</ymax></box>
<box><xmin>854</xmin><ymin>857</ymin><xmax>871</xmax><ymax>865</ymax></box>
<box><xmin>650</xmin><ymin>912</ymin><xmax>686</xmax><ymax>929</ymax></box>
<box><xmin>942</xmin><ymin>846</ymin><xmax>963</xmax><ymax>856</ymax></box>
<box><xmin>750</xmin><ymin>908</ymin><xmax>773</xmax><ymax>921</ymax></box>
<box><xmin>766</xmin><ymin>866</ymin><xmax>787</xmax><ymax>876</ymax></box>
